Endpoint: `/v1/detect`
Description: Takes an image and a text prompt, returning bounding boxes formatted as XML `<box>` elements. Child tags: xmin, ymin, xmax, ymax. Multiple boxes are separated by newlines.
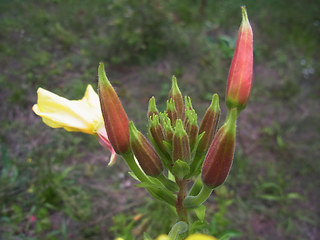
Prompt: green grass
<box><xmin>1</xmin><ymin>0</ymin><xmax>319</xmax><ymax>239</ymax></box>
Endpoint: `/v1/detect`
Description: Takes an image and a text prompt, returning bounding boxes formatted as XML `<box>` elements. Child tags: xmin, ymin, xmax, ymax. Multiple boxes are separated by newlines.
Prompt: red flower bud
<box><xmin>197</xmin><ymin>94</ymin><xmax>220</xmax><ymax>153</ymax></box>
<box><xmin>149</xmin><ymin>114</ymin><xmax>167</xmax><ymax>155</ymax></box>
<box><xmin>129</xmin><ymin>121</ymin><xmax>163</xmax><ymax>177</ymax></box>
<box><xmin>169</xmin><ymin>76</ymin><xmax>184</xmax><ymax>119</ymax></box>
<box><xmin>226</xmin><ymin>7</ymin><xmax>253</xmax><ymax>111</ymax></box>
<box><xmin>166</xmin><ymin>98</ymin><xmax>177</xmax><ymax>126</ymax></box>
<box><xmin>201</xmin><ymin>109</ymin><xmax>237</xmax><ymax>188</ymax></box>
<box><xmin>98</xmin><ymin>62</ymin><xmax>130</xmax><ymax>154</ymax></box>
<box><xmin>173</xmin><ymin>119</ymin><xmax>190</xmax><ymax>162</ymax></box>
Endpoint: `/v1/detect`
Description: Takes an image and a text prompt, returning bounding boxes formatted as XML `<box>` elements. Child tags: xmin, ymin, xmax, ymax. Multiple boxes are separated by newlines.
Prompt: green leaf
<box><xmin>194</xmin><ymin>205</ymin><xmax>206</xmax><ymax>222</ymax></box>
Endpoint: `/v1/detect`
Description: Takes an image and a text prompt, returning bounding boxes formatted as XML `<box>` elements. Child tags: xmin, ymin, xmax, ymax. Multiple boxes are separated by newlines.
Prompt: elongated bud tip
<box><xmin>148</xmin><ymin>96</ymin><xmax>159</xmax><ymax>119</ymax></box>
<box><xmin>209</xmin><ymin>94</ymin><xmax>220</xmax><ymax>113</ymax></box>
<box><xmin>98</xmin><ymin>62</ymin><xmax>111</xmax><ymax>87</ymax></box>
<box><xmin>171</xmin><ymin>76</ymin><xmax>181</xmax><ymax>95</ymax></box>
<box><xmin>241</xmin><ymin>6</ymin><xmax>249</xmax><ymax>25</ymax></box>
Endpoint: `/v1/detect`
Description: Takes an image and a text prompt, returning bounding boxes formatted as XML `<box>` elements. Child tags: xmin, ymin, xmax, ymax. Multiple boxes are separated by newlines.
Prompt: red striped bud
<box><xmin>184</xmin><ymin>108</ymin><xmax>198</xmax><ymax>150</ymax></box>
<box><xmin>149</xmin><ymin>115</ymin><xmax>166</xmax><ymax>155</ymax></box>
<box><xmin>160</xmin><ymin>113</ymin><xmax>174</xmax><ymax>143</ymax></box>
<box><xmin>226</xmin><ymin>7</ymin><xmax>253</xmax><ymax>112</ymax></box>
<box><xmin>147</xmin><ymin>96</ymin><xmax>159</xmax><ymax>119</ymax></box>
<box><xmin>169</xmin><ymin>76</ymin><xmax>184</xmax><ymax>119</ymax></box>
<box><xmin>201</xmin><ymin>108</ymin><xmax>237</xmax><ymax>188</ymax></box>
<box><xmin>166</xmin><ymin>98</ymin><xmax>177</xmax><ymax>126</ymax></box>
<box><xmin>129</xmin><ymin>121</ymin><xmax>163</xmax><ymax>177</ymax></box>
<box><xmin>98</xmin><ymin>62</ymin><xmax>130</xmax><ymax>154</ymax></box>
<box><xmin>173</xmin><ymin>119</ymin><xmax>190</xmax><ymax>162</ymax></box>
<box><xmin>197</xmin><ymin>94</ymin><xmax>220</xmax><ymax>153</ymax></box>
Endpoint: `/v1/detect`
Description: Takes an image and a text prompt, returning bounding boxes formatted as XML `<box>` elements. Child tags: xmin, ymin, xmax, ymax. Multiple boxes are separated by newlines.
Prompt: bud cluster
<box><xmin>97</xmin><ymin>6</ymin><xmax>253</xmax><ymax>220</ymax></box>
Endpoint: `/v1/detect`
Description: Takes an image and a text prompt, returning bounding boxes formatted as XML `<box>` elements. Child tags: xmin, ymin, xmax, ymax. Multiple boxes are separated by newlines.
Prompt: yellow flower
<box><xmin>32</xmin><ymin>85</ymin><xmax>116</xmax><ymax>165</ymax></box>
<box><xmin>185</xmin><ymin>234</ymin><xmax>218</xmax><ymax>240</ymax></box>
<box><xmin>155</xmin><ymin>234</ymin><xmax>217</xmax><ymax>240</ymax></box>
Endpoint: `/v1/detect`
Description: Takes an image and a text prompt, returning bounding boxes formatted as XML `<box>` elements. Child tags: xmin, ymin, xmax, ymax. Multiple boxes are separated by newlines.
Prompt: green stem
<box><xmin>121</xmin><ymin>151</ymin><xmax>150</xmax><ymax>183</ymax></box>
<box><xmin>183</xmin><ymin>184</ymin><xmax>213</xmax><ymax>209</ymax></box>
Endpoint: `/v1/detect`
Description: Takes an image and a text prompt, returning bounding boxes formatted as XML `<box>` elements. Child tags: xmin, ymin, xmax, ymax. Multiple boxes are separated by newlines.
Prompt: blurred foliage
<box><xmin>1</xmin><ymin>0</ymin><xmax>319</xmax><ymax>239</ymax></box>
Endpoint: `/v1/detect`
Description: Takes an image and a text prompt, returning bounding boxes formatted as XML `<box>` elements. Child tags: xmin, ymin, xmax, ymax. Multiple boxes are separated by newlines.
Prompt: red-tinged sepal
<box><xmin>197</xmin><ymin>94</ymin><xmax>220</xmax><ymax>153</ymax></box>
<box><xmin>226</xmin><ymin>6</ymin><xmax>253</xmax><ymax>112</ymax></box>
<box><xmin>201</xmin><ymin>108</ymin><xmax>237</xmax><ymax>188</ymax></box>
<box><xmin>98</xmin><ymin>62</ymin><xmax>130</xmax><ymax>154</ymax></box>
<box><xmin>129</xmin><ymin>121</ymin><xmax>163</xmax><ymax>177</ymax></box>
<box><xmin>149</xmin><ymin>114</ymin><xmax>167</xmax><ymax>155</ymax></box>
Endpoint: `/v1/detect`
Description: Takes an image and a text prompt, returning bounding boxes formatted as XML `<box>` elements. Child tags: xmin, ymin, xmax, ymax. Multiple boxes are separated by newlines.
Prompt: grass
<box><xmin>1</xmin><ymin>0</ymin><xmax>319</xmax><ymax>239</ymax></box>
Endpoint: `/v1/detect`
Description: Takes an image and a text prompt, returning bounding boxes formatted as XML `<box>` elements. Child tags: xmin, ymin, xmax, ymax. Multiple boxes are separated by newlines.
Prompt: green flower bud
<box><xmin>166</xmin><ymin>98</ymin><xmax>178</xmax><ymax>126</ymax></box>
<box><xmin>160</xmin><ymin>112</ymin><xmax>174</xmax><ymax>143</ymax></box>
<box><xmin>129</xmin><ymin>121</ymin><xmax>163</xmax><ymax>177</ymax></box>
<box><xmin>147</xmin><ymin>96</ymin><xmax>159</xmax><ymax>120</ymax></box>
<box><xmin>149</xmin><ymin>115</ymin><xmax>167</xmax><ymax>155</ymax></box>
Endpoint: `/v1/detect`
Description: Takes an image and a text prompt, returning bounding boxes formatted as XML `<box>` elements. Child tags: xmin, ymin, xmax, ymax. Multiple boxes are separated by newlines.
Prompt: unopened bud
<box><xmin>201</xmin><ymin>108</ymin><xmax>237</xmax><ymax>188</ymax></box>
<box><xmin>129</xmin><ymin>121</ymin><xmax>163</xmax><ymax>177</ymax></box>
<box><xmin>98</xmin><ymin>62</ymin><xmax>130</xmax><ymax>154</ymax></box>
<box><xmin>173</xmin><ymin>119</ymin><xmax>190</xmax><ymax>162</ymax></box>
<box><xmin>147</xmin><ymin>96</ymin><xmax>159</xmax><ymax>119</ymax></box>
<box><xmin>169</xmin><ymin>76</ymin><xmax>184</xmax><ymax>119</ymax></box>
<box><xmin>149</xmin><ymin>115</ymin><xmax>167</xmax><ymax>155</ymax></box>
<box><xmin>226</xmin><ymin>6</ymin><xmax>253</xmax><ymax>112</ymax></box>
<box><xmin>198</xmin><ymin>94</ymin><xmax>220</xmax><ymax>153</ymax></box>
<box><xmin>184</xmin><ymin>108</ymin><xmax>198</xmax><ymax>150</ymax></box>
<box><xmin>160</xmin><ymin>113</ymin><xmax>174</xmax><ymax>143</ymax></box>
<box><xmin>166</xmin><ymin>98</ymin><xmax>177</xmax><ymax>126</ymax></box>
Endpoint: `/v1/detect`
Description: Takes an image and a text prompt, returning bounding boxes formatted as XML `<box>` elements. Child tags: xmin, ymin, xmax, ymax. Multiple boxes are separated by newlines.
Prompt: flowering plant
<box><xmin>33</xmin><ymin>6</ymin><xmax>252</xmax><ymax>240</ymax></box>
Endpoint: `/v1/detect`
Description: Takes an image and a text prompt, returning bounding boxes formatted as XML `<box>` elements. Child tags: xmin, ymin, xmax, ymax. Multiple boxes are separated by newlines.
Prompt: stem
<box><xmin>188</xmin><ymin>176</ymin><xmax>203</xmax><ymax>196</ymax></box>
<box><xmin>121</xmin><ymin>151</ymin><xmax>150</xmax><ymax>183</ymax></box>
<box><xmin>183</xmin><ymin>184</ymin><xmax>213</xmax><ymax>209</ymax></box>
<box><xmin>175</xmin><ymin>178</ymin><xmax>188</xmax><ymax>222</ymax></box>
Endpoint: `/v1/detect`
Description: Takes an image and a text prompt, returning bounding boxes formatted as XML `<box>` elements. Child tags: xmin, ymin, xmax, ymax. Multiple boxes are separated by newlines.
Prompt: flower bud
<box><xmin>169</xmin><ymin>76</ymin><xmax>184</xmax><ymax>119</ymax></box>
<box><xmin>147</xmin><ymin>96</ymin><xmax>159</xmax><ymax>119</ymax></box>
<box><xmin>166</xmin><ymin>98</ymin><xmax>177</xmax><ymax>126</ymax></box>
<box><xmin>129</xmin><ymin>121</ymin><xmax>163</xmax><ymax>177</ymax></box>
<box><xmin>149</xmin><ymin>114</ymin><xmax>167</xmax><ymax>155</ymax></box>
<box><xmin>226</xmin><ymin>7</ymin><xmax>253</xmax><ymax>112</ymax></box>
<box><xmin>197</xmin><ymin>94</ymin><xmax>220</xmax><ymax>153</ymax></box>
<box><xmin>173</xmin><ymin>119</ymin><xmax>190</xmax><ymax>162</ymax></box>
<box><xmin>160</xmin><ymin>113</ymin><xmax>174</xmax><ymax>143</ymax></box>
<box><xmin>98</xmin><ymin>62</ymin><xmax>130</xmax><ymax>154</ymax></box>
<box><xmin>201</xmin><ymin>108</ymin><xmax>237</xmax><ymax>188</ymax></box>
<box><xmin>184</xmin><ymin>108</ymin><xmax>198</xmax><ymax>150</ymax></box>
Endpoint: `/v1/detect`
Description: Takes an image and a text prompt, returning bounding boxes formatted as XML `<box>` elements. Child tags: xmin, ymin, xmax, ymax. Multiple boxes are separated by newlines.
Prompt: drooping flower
<box><xmin>32</xmin><ymin>84</ymin><xmax>116</xmax><ymax>165</ymax></box>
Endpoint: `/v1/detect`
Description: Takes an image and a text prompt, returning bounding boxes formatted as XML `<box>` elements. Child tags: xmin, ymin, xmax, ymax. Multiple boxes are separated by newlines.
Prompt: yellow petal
<box><xmin>155</xmin><ymin>235</ymin><xmax>170</xmax><ymax>240</ymax></box>
<box><xmin>32</xmin><ymin>85</ymin><xmax>103</xmax><ymax>134</ymax></box>
<box><xmin>185</xmin><ymin>234</ymin><xmax>218</xmax><ymax>240</ymax></box>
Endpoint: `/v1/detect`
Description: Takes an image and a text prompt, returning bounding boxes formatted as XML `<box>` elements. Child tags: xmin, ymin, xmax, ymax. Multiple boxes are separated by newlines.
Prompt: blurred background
<box><xmin>0</xmin><ymin>0</ymin><xmax>319</xmax><ymax>239</ymax></box>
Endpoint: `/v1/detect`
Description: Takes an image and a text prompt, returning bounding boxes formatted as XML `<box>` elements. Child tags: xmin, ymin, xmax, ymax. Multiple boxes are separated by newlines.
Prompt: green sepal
<box><xmin>128</xmin><ymin>171</ymin><xmax>139</xmax><ymax>181</ymax></box>
<box><xmin>147</xmin><ymin>132</ymin><xmax>172</xmax><ymax>169</ymax></box>
<box><xmin>172</xmin><ymin>160</ymin><xmax>190</xmax><ymax>179</ymax></box>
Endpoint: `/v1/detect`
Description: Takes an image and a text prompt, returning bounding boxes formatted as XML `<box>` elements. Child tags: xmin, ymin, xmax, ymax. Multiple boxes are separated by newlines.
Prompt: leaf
<box><xmin>194</xmin><ymin>205</ymin><xmax>206</xmax><ymax>222</ymax></box>
<box><xmin>128</xmin><ymin>171</ymin><xmax>139</xmax><ymax>181</ymax></box>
